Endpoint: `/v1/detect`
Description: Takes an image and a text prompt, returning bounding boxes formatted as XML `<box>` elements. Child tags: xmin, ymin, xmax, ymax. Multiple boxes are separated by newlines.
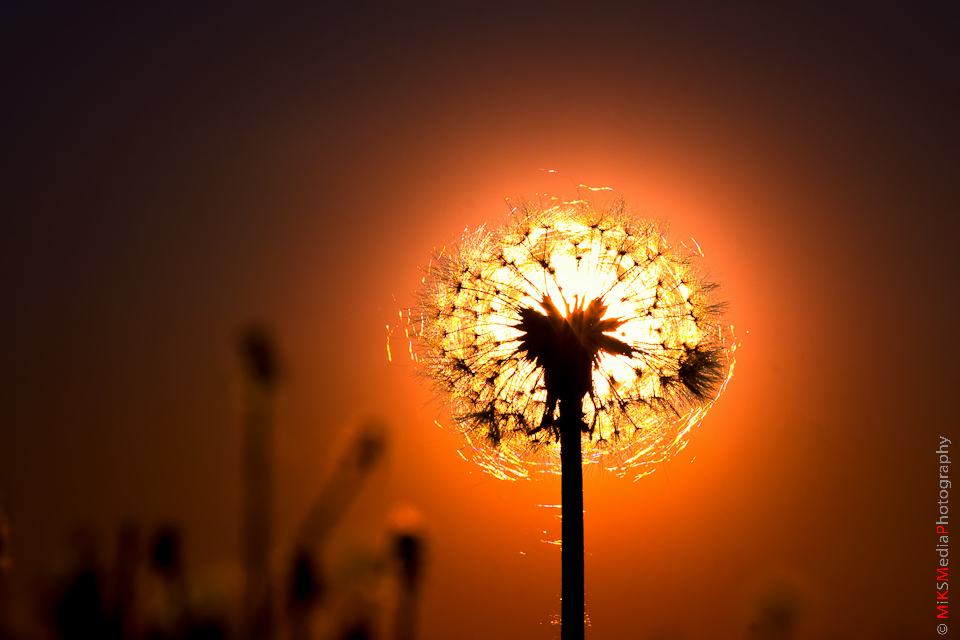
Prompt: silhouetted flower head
<box><xmin>412</xmin><ymin>198</ymin><xmax>734</xmax><ymax>479</ymax></box>
<box><xmin>240</xmin><ymin>324</ymin><xmax>281</xmax><ymax>388</ymax></box>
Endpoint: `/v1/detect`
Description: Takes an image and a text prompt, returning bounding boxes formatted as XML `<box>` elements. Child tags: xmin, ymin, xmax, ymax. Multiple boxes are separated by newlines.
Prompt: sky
<box><xmin>1</xmin><ymin>3</ymin><xmax>958</xmax><ymax>639</ymax></box>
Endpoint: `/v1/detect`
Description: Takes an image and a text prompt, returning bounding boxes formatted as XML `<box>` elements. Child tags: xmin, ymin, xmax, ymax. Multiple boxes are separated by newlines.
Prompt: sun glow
<box><xmin>409</xmin><ymin>197</ymin><xmax>734</xmax><ymax>480</ymax></box>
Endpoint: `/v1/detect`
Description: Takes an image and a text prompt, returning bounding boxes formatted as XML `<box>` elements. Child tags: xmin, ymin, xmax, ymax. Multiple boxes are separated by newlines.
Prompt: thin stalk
<box><xmin>559</xmin><ymin>395</ymin><xmax>585</xmax><ymax>640</ymax></box>
<box><xmin>243</xmin><ymin>384</ymin><xmax>273</xmax><ymax>639</ymax></box>
<box><xmin>239</xmin><ymin>326</ymin><xmax>280</xmax><ymax>640</ymax></box>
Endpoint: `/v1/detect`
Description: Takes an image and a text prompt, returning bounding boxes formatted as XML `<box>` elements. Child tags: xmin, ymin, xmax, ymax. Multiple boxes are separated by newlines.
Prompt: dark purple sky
<box><xmin>1</xmin><ymin>3</ymin><xmax>958</xmax><ymax>638</ymax></box>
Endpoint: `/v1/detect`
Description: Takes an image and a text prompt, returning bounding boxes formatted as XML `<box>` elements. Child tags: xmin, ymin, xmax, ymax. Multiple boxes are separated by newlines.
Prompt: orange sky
<box><xmin>1</xmin><ymin>4</ymin><xmax>957</xmax><ymax>639</ymax></box>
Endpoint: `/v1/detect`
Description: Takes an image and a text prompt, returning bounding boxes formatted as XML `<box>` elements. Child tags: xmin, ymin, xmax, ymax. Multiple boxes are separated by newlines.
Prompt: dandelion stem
<box><xmin>559</xmin><ymin>393</ymin><xmax>585</xmax><ymax>640</ymax></box>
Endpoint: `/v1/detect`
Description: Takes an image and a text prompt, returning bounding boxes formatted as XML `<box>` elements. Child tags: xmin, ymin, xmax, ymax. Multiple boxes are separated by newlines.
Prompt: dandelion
<box><xmin>413</xmin><ymin>197</ymin><xmax>734</xmax><ymax>477</ymax></box>
<box><xmin>409</xmin><ymin>196</ymin><xmax>734</xmax><ymax>638</ymax></box>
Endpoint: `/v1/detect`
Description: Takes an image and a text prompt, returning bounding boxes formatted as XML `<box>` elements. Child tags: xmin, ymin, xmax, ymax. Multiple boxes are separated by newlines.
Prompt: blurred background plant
<box><xmin>0</xmin><ymin>325</ymin><xmax>426</xmax><ymax>640</ymax></box>
<box><xmin>0</xmin><ymin>497</ymin><xmax>12</xmax><ymax>639</ymax></box>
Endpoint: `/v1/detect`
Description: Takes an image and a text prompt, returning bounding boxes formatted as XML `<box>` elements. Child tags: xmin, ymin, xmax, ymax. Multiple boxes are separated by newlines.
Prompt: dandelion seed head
<box><xmin>411</xmin><ymin>197</ymin><xmax>734</xmax><ymax>480</ymax></box>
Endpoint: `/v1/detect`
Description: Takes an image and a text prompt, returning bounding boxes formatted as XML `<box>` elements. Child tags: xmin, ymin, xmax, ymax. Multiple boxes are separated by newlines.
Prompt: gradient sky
<box><xmin>1</xmin><ymin>3</ymin><xmax>958</xmax><ymax>639</ymax></box>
